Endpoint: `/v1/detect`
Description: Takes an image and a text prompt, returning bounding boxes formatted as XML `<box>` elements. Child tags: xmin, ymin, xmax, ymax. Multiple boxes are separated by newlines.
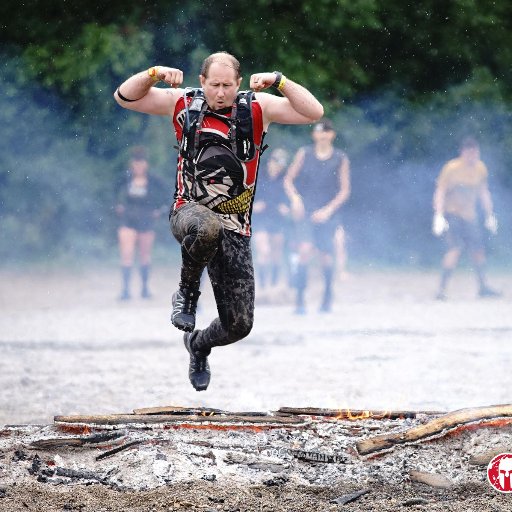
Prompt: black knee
<box><xmin>226</xmin><ymin>317</ymin><xmax>254</xmax><ymax>343</ymax></box>
<box><xmin>182</xmin><ymin>220</ymin><xmax>223</xmax><ymax>265</ymax></box>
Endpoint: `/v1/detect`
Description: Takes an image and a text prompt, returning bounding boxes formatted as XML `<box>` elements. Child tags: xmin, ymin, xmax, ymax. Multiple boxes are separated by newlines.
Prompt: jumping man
<box><xmin>114</xmin><ymin>52</ymin><xmax>323</xmax><ymax>390</ymax></box>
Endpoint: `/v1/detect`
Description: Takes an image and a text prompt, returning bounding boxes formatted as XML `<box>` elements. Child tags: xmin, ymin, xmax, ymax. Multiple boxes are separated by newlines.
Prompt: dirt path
<box><xmin>1</xmin><ymin>267</ymin><xmax>511</xmax><ymax>425</ymax></box>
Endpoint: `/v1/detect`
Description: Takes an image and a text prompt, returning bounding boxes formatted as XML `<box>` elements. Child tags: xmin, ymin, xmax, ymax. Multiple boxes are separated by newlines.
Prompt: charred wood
<box><xmin>277</xmin><ymin>407</ymin><xmax>442</xmax><ymax>419</ymax></box>
<box><xmin>95</xmin><ymin>440</ymin><xmax>143</xmax><ymax>461</ymax></box>
<box><xmin>54</xmin><ymin>413</ymin><xmax>305</xmax><ymax>426</ymax></box>
<box><xmin>356</xmin><ymin>404</ymin><xmax>512</xmax><ymax>455</ymax></box>
<box><xmin>30</xmin><ymin>431</ymin><xmax>125</xmax><ymax>449</ymax></box>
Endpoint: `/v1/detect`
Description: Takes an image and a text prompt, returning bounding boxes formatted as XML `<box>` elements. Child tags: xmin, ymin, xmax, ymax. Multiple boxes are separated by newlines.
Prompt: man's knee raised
<box><xmin>227</xmin><ymin>317</ymin><xmax>253</xmax><ymax>343</ymax></box>
<box><xmin>198</xmin><ymin>216</ymin><xmax>223</xmax><ymax>246</ymax></box>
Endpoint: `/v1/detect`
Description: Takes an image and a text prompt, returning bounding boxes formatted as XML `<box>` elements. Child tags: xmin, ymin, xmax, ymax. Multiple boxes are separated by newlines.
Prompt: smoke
<box><xmin>264</xmin><ymin>88</ymin><xmax>512</xmax><ymax>270</ymax></box>
<box><xmin>2</xmin><ymin>63</ymin><xmax>511</xmax><ymax>271</ymax></box>
<box><xmin>0</xmin><ymin>70</ymin><xmax>176</xmax><ymax>264</ymax></box>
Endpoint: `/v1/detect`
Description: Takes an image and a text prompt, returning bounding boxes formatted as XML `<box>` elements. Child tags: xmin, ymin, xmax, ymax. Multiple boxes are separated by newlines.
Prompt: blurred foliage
<box><xmin>1</xmin><ymin>0</ymin><xmax>512</xmax><ymax>264</ymax></box>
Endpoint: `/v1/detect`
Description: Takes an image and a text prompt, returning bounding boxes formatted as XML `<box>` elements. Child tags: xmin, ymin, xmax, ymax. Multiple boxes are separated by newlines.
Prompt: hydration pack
<box><xmin>179</xmin><ymin>88</ymin><xmax>265</xmax><ymax>163</ymax></box>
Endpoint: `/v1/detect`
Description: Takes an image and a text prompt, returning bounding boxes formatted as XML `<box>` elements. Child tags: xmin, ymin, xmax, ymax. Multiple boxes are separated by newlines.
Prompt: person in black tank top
<box><xmin>284</xmin><ymin>119</ymin><xmax>351</xmax><ymax>314</ymax></box>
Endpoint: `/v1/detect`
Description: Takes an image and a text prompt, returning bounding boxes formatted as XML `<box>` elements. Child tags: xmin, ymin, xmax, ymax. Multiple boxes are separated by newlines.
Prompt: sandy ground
<box><xmin>1</xmin><ymin>265</ymin><xmax>511</xmax><ymax>510</ymax></box>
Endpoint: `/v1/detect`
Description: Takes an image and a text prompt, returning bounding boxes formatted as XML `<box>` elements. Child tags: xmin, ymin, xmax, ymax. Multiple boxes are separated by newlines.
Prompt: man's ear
<box><xmin>237</xmin><ymin>76</ymin><xmax>243</xmax><ymax>88</ymax></box>
<box><xmin>199</xmin><ymin>74</ymin><xmax>205</xmax><ymax>87</ymax></box>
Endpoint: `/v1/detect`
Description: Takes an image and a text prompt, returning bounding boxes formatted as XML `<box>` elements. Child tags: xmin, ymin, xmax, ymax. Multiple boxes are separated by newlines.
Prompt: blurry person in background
<box><xmin>432</xmin><ymin>136</ymin><xmax>500</xmax><ymax>300</ymax></box>
<box><xmin>115</xmin><ymin>146</ymin><xmax>168</xmax><ymax>300</ymax></box>
<box><xmin>284</xmin><ymin>119</ymin><xmax>351</xmax><ymax>314</ymax></box>
<box><xmin>251</xmin><ymin>147</ymin><xmax>290</xmax><ymax>298</ymax></box>
<box><xmin>334</xmin><ymin>224</ymin><xmax>349</xmax><ymax>282</ymax></box>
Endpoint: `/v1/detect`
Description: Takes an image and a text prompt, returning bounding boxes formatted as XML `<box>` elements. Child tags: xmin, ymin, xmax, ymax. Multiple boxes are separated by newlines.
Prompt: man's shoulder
<box><xmin>476</xmin><ymin>160</ymin><xmax>488</xmax><ymax>174</ymax></box>
<box><xmin>444</xmin><ymin>157</ymin><xmax>460</xmax><ymax>169</ymax></box>
<box><xmin>333</xmin><ymin>147</ymin><xmax>347</xmax><ymax>160</ymax></box>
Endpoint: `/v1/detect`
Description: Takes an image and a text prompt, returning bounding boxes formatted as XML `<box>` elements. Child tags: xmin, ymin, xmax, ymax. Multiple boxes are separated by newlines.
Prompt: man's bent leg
<box><xmin>183</xmin><ymin>330</ymin><xmax>211</xmax><ymax>391</ymax></box>
<box><xmin>191</xmin><ymin>231</ymin><xmax>255</xmax><ymax>354</ymax></box>
<box><xmin>170</xmin><ymin>203</ymin><xmax>224</xmax><ymax>331</ymax></box>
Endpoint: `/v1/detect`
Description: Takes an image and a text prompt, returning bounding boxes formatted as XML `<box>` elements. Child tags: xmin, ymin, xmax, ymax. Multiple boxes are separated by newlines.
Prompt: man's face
<box><xmin>461</xmin><ymin>146</ymin><xmax>480</xmax><ymax>164</ymax></box>
<box><xmin>199</xmin><ymin>62</ymin><xmax>242</xmax><ymax>111</ymax></box>
<box><xmin>312</xmin><ymin>128</ymin><xmax>336</xmax><ymax>145</ymax></box>
<box><xmin>130</xmin><ymin>158</ymin><xmax>148</xmax><ymax>176</ymax></box>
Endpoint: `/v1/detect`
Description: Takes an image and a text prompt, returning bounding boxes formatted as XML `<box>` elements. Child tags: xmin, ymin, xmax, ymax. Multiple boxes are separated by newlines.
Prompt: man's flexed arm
<box><xmin>251</xmin><ymin>72</ymin><xmax>324</xmax><ymax>128</ymax></box>
<box><xmin>114</xmin><ymin>66</ymin><xmax>184</xmax><ymax>116</ymax></box>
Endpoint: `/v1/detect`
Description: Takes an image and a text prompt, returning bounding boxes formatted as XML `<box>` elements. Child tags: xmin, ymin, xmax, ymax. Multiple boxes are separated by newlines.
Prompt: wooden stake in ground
<box><xmin>356</xmin><ymin>404</ymin><xmax>512</xmax><ymax>455</ymax></box>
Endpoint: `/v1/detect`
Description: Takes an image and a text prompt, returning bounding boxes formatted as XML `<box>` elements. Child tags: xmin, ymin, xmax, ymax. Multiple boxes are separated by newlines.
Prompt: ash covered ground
<box><xmin>1</xmin><ymin>266</ymin><xmax>511</xmax><ymax>510</ymax></box>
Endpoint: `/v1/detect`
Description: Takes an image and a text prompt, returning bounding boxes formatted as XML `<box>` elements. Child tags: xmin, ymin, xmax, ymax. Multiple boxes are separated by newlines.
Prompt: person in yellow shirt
<box><xmin>432</xmin><ymin>137</ymin><xmax>500</xmax><ymax>300</ymax></box>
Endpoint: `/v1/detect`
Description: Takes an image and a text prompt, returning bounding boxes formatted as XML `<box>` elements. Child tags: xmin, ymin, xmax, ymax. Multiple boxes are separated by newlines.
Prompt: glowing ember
<box><xmin>333</xmin><ymin>409</ymin><xmax>392</xmax><ymax>421</ymax></box>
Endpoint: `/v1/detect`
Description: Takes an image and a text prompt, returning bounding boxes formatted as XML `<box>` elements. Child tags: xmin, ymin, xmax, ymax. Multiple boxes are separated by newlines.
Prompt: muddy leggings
<box><xmin>170</xmin><ymin>202</ymin><xmax>255</xmax><ymax>352</ymax></box>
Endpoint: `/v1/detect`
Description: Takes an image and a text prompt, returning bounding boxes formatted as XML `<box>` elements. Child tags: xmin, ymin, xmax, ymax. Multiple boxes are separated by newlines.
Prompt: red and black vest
<box><xmin>172</xmin><ymin>88</ymin><xmax>265</xmax><ymax>236</ymax></box>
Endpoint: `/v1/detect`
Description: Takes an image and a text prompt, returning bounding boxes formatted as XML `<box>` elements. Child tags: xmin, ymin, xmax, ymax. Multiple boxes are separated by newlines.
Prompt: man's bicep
<box><xmin>121</xmin><ymin>88</ymin><xmax>178</xmax><ymax>116</ymax></box>
<box><xmin>258</xmin><ymin>94</ymin><xmax>314</xmax><ymax>126</ymax></box>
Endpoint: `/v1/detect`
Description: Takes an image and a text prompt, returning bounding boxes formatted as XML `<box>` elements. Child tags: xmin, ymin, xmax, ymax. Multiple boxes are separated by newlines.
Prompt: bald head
<box><xmin>200</xmin><ymin>52</ymin><xmax>241</xmax><ymax>79</ymax></box>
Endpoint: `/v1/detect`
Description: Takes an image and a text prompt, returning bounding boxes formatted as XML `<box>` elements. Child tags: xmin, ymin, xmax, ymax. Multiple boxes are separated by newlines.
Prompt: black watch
<box><xmin>272</xmin><ymin>71</ymin><xmax>282</xmax><ymax>89</ymax></box>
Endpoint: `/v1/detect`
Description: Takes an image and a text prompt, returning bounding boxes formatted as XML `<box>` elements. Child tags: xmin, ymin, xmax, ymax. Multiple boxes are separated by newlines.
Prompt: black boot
<box><xmin>475</xmin><ymin>264</ymin><xmax>502</xmax><ymax>298</ymax></box>
<box><xmin>294</xmin><ymin>264</ymin><xmax>308</xmax><ymax>314</ymax></box>
<box><xmin>119</xmin><ymin>266</ymin><xmax>131</xmax><ymax>300</ymax></box>
<box><xmin>140</xmin><ymin>265</ymin><xmax>151</xmax><ymax>299</ymax></box>
<box><xmin>184</xmin><ymin>331</ymin><xmax>211</xmax><ymax>391</ymax></box>
<box><xmin>478</xmin><ymin>285</ymin><xmax>502</xmax><ymax>298</ymax></box>
<box><xmin>171</xmin><ymin>287</ymin><xmax>201</xmax><ymax>332</ymax></box>
<box><xmin>436</xmin><ymin>268</ymin><xmax>452</xmax><ymax>301</ymax></box>
<box><xmin>271</xmin><ymin>264</ymin><xmax>280</xmax><ymax>286</ymax></box>
<box><xmin>319</xmin><ymin>265</ymin><xmax>333</xmax><ymax>312</ymax></box>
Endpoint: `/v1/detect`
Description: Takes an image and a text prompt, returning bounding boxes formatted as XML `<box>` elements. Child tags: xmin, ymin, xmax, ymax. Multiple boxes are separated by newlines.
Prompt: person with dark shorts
<box><xmin>284</xmin><ymin>119</ymin><xmax>351</xmax><ymax>314</ymax></box>
<box><xmin>251</xmin><ymin>147</ymin><xmax>290</xmax><ymax>293</ymax></box>
<box><xmin>115</xmin><ymin>146</ymin><xmax>168</xmax><ymax>300</ymax></box>
<box><xmin>432</xmin><ymin>137</ymin><xmax>500</xmax><ymax>299</ymax></box>
<box><xmin>114</xmin><ymin>52</ymin><xmax>323</xmax><ymax>391</ymax></box>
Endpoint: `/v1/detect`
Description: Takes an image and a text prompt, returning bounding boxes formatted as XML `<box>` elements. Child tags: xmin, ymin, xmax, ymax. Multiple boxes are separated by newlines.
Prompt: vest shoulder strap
<box><xmin>179</xmin><ymin>88</ymin><xmax>262</xmax><ymax>162</ymax></box>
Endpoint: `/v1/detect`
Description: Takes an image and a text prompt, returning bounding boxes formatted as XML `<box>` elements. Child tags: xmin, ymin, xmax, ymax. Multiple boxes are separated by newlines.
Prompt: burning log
<box><xmin>356</xmin><ymin>403</ymin><xmax>512</xmax><ymax>455</ymax></box>
<box><xmin>276</xmin><ymin>407</ymin><xmax>440</xmax><ymax>420</ymax></box>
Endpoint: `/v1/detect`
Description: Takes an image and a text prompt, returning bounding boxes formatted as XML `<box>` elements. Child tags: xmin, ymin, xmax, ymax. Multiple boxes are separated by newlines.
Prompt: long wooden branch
<box><xmin>133</xmin><ymin>406</ymin><xmax>269</xmax><ymax>417</ymax></box>
<box><xmin>356</xmin><ymin>404</ymin><xmax>512</xmax><ymax>455</ymax></box>
<box><xmin>54</xmin><ymin>414</ymin><xmax>305</xmax><ymax>426</ymax></box>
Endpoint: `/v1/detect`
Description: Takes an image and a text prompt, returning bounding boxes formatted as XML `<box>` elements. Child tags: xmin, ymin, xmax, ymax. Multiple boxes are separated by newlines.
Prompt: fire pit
<box><xmin>1</xmin><ymin>404</ymin><xmax>511</xmax><ymax>511</ymax></box>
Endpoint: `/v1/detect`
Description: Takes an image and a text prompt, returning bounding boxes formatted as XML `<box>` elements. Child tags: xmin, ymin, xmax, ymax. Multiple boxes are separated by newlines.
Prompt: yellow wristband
<box><xmin>277</xmin><ymin>75</ymin><xmax>287</xmax><ymax>92</ymax></box>
<box><xmin>148</xmin><ymin>66</ymin><xmax>161</xmax><ymax>82</ymax></box>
